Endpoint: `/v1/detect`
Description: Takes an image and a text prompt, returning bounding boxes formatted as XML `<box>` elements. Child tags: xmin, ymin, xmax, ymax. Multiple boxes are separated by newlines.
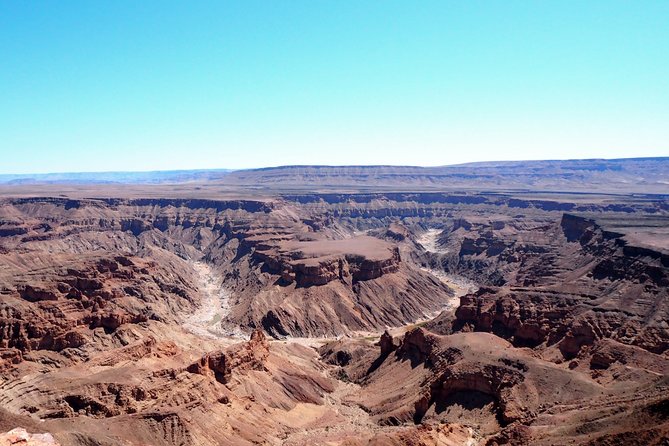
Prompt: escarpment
<box><xmin>438</xmin><ymin>214</ymin><xmax>669</xmax><ymax>357</ymax></box>
<box><xmin>1</xmin><ymin>187</ymin><xmax>668</xmax><ymax>446</ymax></box>
<box><xmin>0</xmin><ymin>253</ymin><xmax>196</xmax><ymax>362</ymax></box>
<box><xmin>351</xmin><ymin>328</ymin><xmax>601</xmax><ymax>432</ymax></box>
<box><xmin>250</xmin><ymin>235</ymin><xmax>401</xmax><ymax>287</ymax></box>
<box><xmin>0</xmin><ymin>196</ymin><xmax>453</xmax><ymax>338</ymax></box>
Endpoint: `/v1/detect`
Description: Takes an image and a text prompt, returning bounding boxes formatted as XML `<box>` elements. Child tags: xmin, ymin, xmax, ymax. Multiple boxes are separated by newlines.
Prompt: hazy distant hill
<box><xmin>1</xmin><ymin>158</ymin><xmax>667</xmax><ymax>194</ymax></box>
<box><xmin>0</xmin><ymin>169</ymin><xmax>233</xmax><ymax>185</ymax></box>
<box><xmin>219</xmin><ymin>157</ymin><xmax>669</xmax><ymax>194</ymax></box>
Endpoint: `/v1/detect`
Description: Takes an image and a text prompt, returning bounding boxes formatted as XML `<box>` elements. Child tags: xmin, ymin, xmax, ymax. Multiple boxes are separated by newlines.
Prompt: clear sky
<box><xmin>1</xmin><ymin>1</ymin><xmax>668</xmax><ymax>173</ymax></box>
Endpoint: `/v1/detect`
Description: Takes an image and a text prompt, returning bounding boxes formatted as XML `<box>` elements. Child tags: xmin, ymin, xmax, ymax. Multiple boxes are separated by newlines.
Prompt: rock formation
<box><xmin>0</xmin><ymin>428</ymin><xmax>59</xmax><ymax>446</ymax></box>
<box><xmin>187</xmin><ymin>329</ymin><xmax>269</xmax><ymax>383</ymax></box>
<box><xmin>448</xmin><ymin>214</ymin><xmax>669</xmax><ymax>357</ymax></box>
<box><xmin>0</xmin><ymin>185</ymin><xmax>667</xmax><ymax>445</ymax></box>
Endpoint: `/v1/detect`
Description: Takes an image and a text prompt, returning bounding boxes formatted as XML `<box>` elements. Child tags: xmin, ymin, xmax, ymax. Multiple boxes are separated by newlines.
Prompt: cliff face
<box><xmin>0</xmin><ymin>197</ymin><xmax>452</xmax><ymax>341</ymax></box>
<box><xmin>285</xmin><ymin>247</ymin><xmax>401</xmax><ymax>287</ymax></box>
<box><xmin>187</xmin><ymin>329</ymin><xmax>270</xmax><ymax>384</ymax></box>
<box><xmin>1</xmin><ymin>190</ymin><xmax>668</xmax><ymax>446</ymax></box>
<box><xmin>347</xmin><ymin>329</ymin><xmax>602</xmax><ymax>434</ymax></box>
<box><xmin>0</xmin><ymin>253</ymin><xmax>196</xmax><ymax>366</ymax></box>
<box><xmin>241</xmin><ymin>227</ymin><xmax>402</xmax><ymax>288</ymax></box>
<box><xmin>449</xmin><ymin>214</ymin><xmax>669</xmax><ymax>356</ymax></box>
<box><xmin>327</xmin><ymin>326</ymin><xmax>669</xmax><ymax>446</ymax></box>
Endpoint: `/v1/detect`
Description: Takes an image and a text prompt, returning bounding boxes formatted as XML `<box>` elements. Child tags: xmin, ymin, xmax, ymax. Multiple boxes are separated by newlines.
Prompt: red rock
<box><xmin>188</xmin><ymin>329</ymin><xmax>269</xmax><ymax>384</ymax></box>
<box><xmin>0</xmin><ymin>428</ymin><xmax>59</xmax><ymax>446</ymax></box>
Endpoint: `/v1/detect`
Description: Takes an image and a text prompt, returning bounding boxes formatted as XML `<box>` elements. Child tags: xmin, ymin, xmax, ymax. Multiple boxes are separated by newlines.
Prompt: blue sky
<box><xmin>1</xmin><ymin>1</ymin><xmax>668</xmax><ymax>173</ymax></box>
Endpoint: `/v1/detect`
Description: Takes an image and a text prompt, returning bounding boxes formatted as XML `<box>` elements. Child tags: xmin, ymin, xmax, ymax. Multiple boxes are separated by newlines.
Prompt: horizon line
<box><xmin>1</xmin><ymin>155</ymin><xmax>667</xmax><ymax>177</ymax></box>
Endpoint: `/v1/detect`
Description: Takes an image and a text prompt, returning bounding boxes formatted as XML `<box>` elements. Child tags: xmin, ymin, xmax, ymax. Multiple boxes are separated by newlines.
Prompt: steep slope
<box><xmin>422</xmin><ymin>214</ymin><xmax>669</xmax><ymax>357</ymax></box>
<box><xmin>0</xmin><ymin>196</ymin><xmax>454</xmax><ymax>349</ymax></box>
<box><xmin>0</xmin><ymin>189</ymin><xmax>668</xmax><ymax>446</ymax></box>
<box><xmin>220</xmin><ymin>158</ymin><xmax>669</xmax><ymax>194</ymax></box>
<box><xmin>322</xmin><ymin>328</ymin><xmax>669</xmax><ymax>445</ymax></box>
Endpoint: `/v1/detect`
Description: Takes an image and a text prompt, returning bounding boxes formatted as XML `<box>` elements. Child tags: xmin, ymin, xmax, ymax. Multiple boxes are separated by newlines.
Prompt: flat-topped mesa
<box><xmin>253</xmin><ymin>235</ymin><xmax>401</xmax><ymax>287</ymax></box>
<box><xmin>347</xmin><ymin>248</ymin><xmax>401</xmax><ymax>281</ymax></box>
<box><xmin>289</xmin><ymin>257</ymin><xmax>345</xmax><ymax>287</ymax></box>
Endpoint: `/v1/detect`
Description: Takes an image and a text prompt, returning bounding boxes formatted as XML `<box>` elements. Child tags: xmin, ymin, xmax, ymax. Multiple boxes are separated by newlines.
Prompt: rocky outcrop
<box><xmin>289</xmin><ymin>257</ymin><xmax>347</xmax><ymax>287</ymax></box>
<box><xmin>449</xmin><ymin>214</ymin><xmax>669</xmax><ymax>357</ymax></box>
<box><xmin>385</xmin><ymin>222</ymin><xmax>410</xmax><ymax>241</ymax></box>
<box><xmin>395</xmin><ymin>329</ymin><xmax>527</xmax><ymax>425</ymax></box>
<box><xmin>17</xmin><ymin>285</ymin><xmax>60</xmax><ymax>302</ymax></box>
<box><xmin>0</xmin><ymin>254</ymin><xmax>196</xmax><ymax>357</ymax></box>
<box><xmin>459</xmin><ymin>236</ymin><xmax>509</xmax><ymax>257</ymax></box>
<box><xmin>88</xmin><ymin>311</ymin><xmax>148</xmax><ymax>331</ymax></box>
<box><xmin>395</xmin><ymin>327</ymin><xmax>455</xmax><ymax>366</ymax></box>
<box><xmin>378</xmin><ymin>330</ymin><xmax>398</xmax><ymax>357</ymax></box>
<box><xmin>0</xmin><ymin>428</ymin><xmax>59</xmax><ymax>446</ymax></box>
<box><xmin>0</xmin><ymin>348</ymin><xmax>22</xmax><ymax>370</ymax></box>
<box><xmin>454</xmin><ymin>287</ymin><xmax>571</xmax><ymax>348</ymax></box>
<box><xmin>187</xmin><ymin>329</ymin><xmax>269</xmax><ymax>384</ymax></box>
<box><xmin>283</xmin><ymin>249</ymin><xmax>402</xmax><ymax>287</ymax></box>
<box><xmin>354</xmin><ymin>329</ymin><xmax>601</xmax><ymax>433</ymax></box>
<box><xmin>560</xmin><ymin>213</ymin><xmax>598</xmax><ymax>242</ymax></box>
<box><xmin>348</xmin><ymin>248</ymin><xmax>401</xmax><ymax>281</ymax></box>
<box><xmin>250</xmin><ymin>234</ymin><xmax>402</xmax><ymax>288</ymax></box>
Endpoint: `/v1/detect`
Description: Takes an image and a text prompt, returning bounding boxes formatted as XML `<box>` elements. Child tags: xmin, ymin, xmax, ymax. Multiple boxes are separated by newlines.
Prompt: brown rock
<box><xmin>18</xmin><ymin>285</ymin><xmax>60</xmax><ymax>302</ymax></box>
<box><xmin>188</xmin><ymin>329</ymin><xmax>269</xmax><ymax>384</ymax></box>
<box><xmin>0</xmin><ymin>428</ymin><xmax>59</xmax><ymax>446</ymax></box>
<box><xmin>378</xmin><ymin>330</ymin><xmax>398</xmax><ymax>356</ymax></box>
<box><xmin>0</xmin><ymin>348</ymin><xmax>23</xmax><ymax>368</ymax></box>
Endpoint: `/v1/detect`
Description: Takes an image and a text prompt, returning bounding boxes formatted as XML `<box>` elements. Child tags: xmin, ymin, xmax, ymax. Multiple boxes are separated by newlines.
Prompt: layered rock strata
<box><xmin>429</xmin><ymin>214</ymin><xmax>669</xmax><ymax>357</ymax></box>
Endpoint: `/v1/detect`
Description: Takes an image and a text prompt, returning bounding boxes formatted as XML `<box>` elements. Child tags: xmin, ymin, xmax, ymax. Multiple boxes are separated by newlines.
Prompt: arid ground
<box><xmin>1</xmin><ymin>160</ymin><xmax>668</xmax><ymax>445</ymax></box>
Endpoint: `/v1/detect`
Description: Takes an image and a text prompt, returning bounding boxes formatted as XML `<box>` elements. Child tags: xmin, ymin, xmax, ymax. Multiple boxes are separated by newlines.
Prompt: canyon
<box><xmin>0</xmin><ymin>160</ymin><xmax>668</xmax><ymax>445</ymax></box>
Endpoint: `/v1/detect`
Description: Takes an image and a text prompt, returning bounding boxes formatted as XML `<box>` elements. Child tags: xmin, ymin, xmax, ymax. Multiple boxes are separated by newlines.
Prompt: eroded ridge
<box><xmin>0</xmin><ymin>190</ymin><xmax>667</xmax><ymax>445</ymax></box>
